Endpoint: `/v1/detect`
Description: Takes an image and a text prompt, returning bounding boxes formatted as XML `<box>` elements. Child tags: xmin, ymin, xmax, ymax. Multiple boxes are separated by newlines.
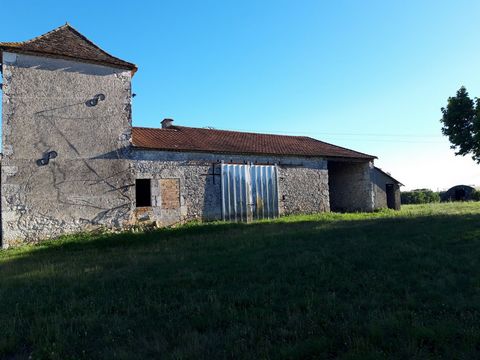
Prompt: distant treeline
<box><xmin>401</xmin><ymin>188</ymin><xmax>480</xmax><ymax>204</ymax></box>
<box><xmin>401</xmin><ymin>189</ymin><xmax>440</xmax><ymax>204</ymax></box>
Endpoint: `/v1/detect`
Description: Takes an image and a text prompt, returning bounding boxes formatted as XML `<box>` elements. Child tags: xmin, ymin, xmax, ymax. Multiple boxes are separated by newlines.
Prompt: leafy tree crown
<box><xmin>441</xmin><ymin>86</ymin><xmax>480</xmax><ymax>162</ymax></box>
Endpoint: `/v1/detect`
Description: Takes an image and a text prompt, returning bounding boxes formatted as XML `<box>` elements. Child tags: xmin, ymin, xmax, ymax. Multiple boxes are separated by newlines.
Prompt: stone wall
<box><xmin>131</xmin><ymin>150</ymin><xmax>330</xmax><ymax>225</ymax></box>
<box><xmin>279</xmin><ymin>166</ymin><xmax>330</xmax><ymax>215</ymax></box>
<box><xmin>1</xmin><ymin>52</ymin><xmax>134</xmax><ymax>247</ymax></box>
<box><xmin>328</xmin><ymin>160</ymin><xmax>374</xmax><ymax>212</ymax></box>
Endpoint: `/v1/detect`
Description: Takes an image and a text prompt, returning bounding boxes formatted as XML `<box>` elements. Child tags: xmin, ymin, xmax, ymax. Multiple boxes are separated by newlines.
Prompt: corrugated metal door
<box><xmin>250</xmin><ymin>165</ymin><xmax>279</xmax><ymax>220</ymax></box>
<box><xmin>221</xmin><ymin>163</ymin><xmax>279</xmax><ymax>222</ymax></box>
<box><xmin>221</xmin><ymin>164</ymin><xmax>250</xmax><ymax>222</ymax></box>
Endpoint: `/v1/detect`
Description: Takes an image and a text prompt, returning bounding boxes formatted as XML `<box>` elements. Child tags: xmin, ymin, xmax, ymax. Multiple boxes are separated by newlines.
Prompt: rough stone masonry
<box><xmin>1</xmin><ymin>52</ymin><xmax>135</xmax><ymax>246</ymax></box>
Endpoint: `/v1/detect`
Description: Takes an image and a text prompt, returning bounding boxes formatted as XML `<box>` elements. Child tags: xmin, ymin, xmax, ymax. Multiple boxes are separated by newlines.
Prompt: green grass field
<box><xmin>1</xmin><ymin>202</ymin><xmax>480</xmax><ymax>359</ymax></box>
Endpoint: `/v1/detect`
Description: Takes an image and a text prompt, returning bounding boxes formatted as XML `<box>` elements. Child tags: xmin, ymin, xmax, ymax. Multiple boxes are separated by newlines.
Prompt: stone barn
<box><xmin>0</xmin><ymin>24</ymin><xmax>402</xmax><ymax>247</ymax></box>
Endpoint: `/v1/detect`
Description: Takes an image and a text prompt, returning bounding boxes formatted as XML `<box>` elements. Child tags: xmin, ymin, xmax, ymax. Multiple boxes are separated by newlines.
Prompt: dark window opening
<box><xmin>455</xmin><ymin>188</ymin><xmax>466</xmax><ymax>201</ymax></box>
<box><xmin>135</xmin><ymin>179</ymin><xmax>152</xmax><ymax>207</ymax></box>
<box><xmin>386</xmin><ymin>184</ymin><xmax>395</xmax><ymax>209</ymax></box>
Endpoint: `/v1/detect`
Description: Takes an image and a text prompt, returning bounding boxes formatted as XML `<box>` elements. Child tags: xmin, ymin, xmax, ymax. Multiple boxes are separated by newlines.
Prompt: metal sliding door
<box><xmin>251</xmin><ymin>165</ymin><xmax>279</xmax><ymax>220</ymax></box>
<box><xmin>221</xmin><ymin>163</ymin><xmax>279</xmax><ymax>222</ymax></box>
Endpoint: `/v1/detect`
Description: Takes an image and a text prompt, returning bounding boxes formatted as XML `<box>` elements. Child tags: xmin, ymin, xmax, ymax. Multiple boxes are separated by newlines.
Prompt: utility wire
<box><xmin>222</xmin><ymin>127</ymin><xmax>445</xmax><ymax>143</ymax></box>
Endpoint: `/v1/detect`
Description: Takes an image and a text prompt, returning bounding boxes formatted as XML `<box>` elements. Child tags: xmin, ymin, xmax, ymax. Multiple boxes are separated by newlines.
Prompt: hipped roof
<box><xmin>0</xmin><ymin>24</ymin><xmax>137</xmax><ymax>74</ymax></box>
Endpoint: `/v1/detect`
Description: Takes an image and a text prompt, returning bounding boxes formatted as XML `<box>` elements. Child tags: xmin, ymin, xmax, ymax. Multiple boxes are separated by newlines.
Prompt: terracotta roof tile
<box><xmin>132</xmin><ymin>126</ymin><xmax>376</xmax><ymax>160</ymax></box>
<box><xmin>0</xmin><ymin>24</ymin><xmax>137</xmax><ymax>73</ymax></box>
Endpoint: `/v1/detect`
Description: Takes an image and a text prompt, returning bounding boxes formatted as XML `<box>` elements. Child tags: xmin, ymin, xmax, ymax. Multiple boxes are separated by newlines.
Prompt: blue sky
<box><xmin>2</xmin><ymin>0</ymin><xmax>480</xmax><ymax>190</ymax></box>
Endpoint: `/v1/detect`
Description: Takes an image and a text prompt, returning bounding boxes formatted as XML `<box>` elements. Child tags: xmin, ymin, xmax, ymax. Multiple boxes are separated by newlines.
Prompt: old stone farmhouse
<box><xmin>0</xmin><ymin>24</ymin><xmax>402</xmax><ymax>247</ymax></box>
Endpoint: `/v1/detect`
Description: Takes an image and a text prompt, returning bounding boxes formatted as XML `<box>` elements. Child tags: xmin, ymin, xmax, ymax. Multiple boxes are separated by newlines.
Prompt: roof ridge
<box><xmin>0</xmin><ymin>24</ymin><xmax>70</xmax><ymax>47</ymax></box>
<box><xmin>134</xmin><ymin>124</ymin><xmax>313</xmax><ymax>139</ymax></box>
<box><xmin>176</xmin><ymin>125</ymin><xmax>312</xmax><ymax>139</ymax></box>
<box><xmin>63</xmin><ymin>23</ymin><xmax>137</xmax><ymax>70</ymax></box>
<box><xmin>133</xmin><ymin>126</ymin><xmax>179</xmax><ymax>131</ymax></box>
<box><xmin>305</xmin><ymin>136</ymin><xmax>376</xmax><ymax>159</ymax></box>
<box><xmin>0</xmin><ymin>23</ymin><xmax>137</xmax><ymax>73</ymax></box>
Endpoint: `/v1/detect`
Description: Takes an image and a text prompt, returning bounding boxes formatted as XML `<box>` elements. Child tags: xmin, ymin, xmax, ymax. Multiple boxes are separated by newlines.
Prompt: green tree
<box><xmin>440</xmin><ymin>86</ymin><xmax>480</xmax><ymax>162</ymax></box>
<box><xmin>472</xmin><ymin>189</ymin><xmax>480</xmax><ymax>201</ymax></box>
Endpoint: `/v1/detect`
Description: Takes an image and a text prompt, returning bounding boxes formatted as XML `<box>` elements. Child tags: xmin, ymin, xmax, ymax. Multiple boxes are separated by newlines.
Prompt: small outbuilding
<box><xmin>441</xmin><ymin>185</ymin><xmax>477</xmax><ymax>202</ymax></box>
<box><xmin>372</xmin><ymin>167</ymin><xmax>403</xmax><ymax>210</ymax></box>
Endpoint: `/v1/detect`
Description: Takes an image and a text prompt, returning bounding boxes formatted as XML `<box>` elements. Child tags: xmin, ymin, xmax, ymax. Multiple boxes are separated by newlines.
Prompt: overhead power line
<box><xmin>224</xmin><ymin>127</ymin><xmax>445</xmax><ymax>143</ymax></box>
<box><xmin>227</xmin><ymin>127</ymin><xmax>441</xmax><ymax>137</ymax></box>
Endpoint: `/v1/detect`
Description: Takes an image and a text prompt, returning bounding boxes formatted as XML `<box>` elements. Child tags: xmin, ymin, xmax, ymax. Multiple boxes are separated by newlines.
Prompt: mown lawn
<box><xmin>1</xmin><ymin>202</ymin><xmax>480</xmax><ymax>359</ymax></box>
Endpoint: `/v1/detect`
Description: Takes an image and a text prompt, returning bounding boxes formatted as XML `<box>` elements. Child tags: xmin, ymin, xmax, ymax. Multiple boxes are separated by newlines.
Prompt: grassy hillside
<box><xmin>1</xmin><ymin>203</ymin><xmax>480</xmax><ymax>359</ymax></box>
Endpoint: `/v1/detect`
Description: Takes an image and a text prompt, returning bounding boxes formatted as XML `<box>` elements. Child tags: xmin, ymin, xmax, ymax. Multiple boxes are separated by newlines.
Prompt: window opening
<box><xmin>135</xmin><ymin>179</ymin><xmax>152</xmax><ymax>207</ymax></box>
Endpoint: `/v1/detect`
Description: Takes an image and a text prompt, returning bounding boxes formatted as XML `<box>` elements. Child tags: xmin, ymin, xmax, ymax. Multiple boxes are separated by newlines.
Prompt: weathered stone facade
<box><xmin>328</xmin><ymin>161</ymin><xmax>375</xmax><ymax>212</ymax></box>
<box><xmin>131</xmin><ymin>150</ymin><xmax>330</xmax><ymax>226</ymax></box>
<box><xmin>279</xmin><ymin>166</ymin><xmax>330</xmax><ymax>215</ymax></box>
<box><xmin>1</xmin><ymin>53</ymin><xmax>134</xmax><ymax>247</ymax></box>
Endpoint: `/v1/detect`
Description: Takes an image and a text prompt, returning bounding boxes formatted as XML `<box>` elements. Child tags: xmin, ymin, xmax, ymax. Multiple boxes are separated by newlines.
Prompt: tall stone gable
<box><xmin>1</xmin><ymin>28</ymin><xmax>136</xmax><ymax>247</ymax></box>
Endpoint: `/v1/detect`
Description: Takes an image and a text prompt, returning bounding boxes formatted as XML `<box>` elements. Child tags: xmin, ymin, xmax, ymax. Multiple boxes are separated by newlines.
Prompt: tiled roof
<box><xmin>132</xmin><ymin>126</ymin><xmax>376</xmax><ymax>160</ymax></box>
<box><xmin>0</xmin><ymin>24</ymin><xmax>137</xmax><ymax>73</ymax></box>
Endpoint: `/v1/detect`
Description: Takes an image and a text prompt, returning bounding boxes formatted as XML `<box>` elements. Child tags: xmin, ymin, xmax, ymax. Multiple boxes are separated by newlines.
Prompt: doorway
<box><xmin>221</xmin><ymin>163</ymin><xmax>279</xmax><ymax>222</ymax></box>
<box><xmin>454</xmin><ymin>188</ymin><xmax>466</xmax><ymax>201</ymax></box>
<box><xmin>386</xmin><ymin>184</ymin><xmax>395</xmax><ymax>209</ymax></box>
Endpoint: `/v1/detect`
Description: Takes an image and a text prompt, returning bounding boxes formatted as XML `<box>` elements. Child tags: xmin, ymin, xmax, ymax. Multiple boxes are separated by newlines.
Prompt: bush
<box><xmin>401</xmin><ymin>189</ymin><xmax>441</xmax><ymax>204</ymax></box>
<box><xmin>472</xmin><ymin>189</ymin><xmax>480</xmax><ymax>201</ymax></box>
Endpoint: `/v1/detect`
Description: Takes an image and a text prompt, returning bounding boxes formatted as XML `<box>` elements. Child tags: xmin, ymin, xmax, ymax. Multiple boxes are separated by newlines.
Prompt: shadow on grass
<box><xmin>2</xmin><ymin>211</ymin><xmax>480</xmax><ymax>359</ymax></box>
<box><xmin>3</xmin><ymin>211</ymin><xmax>480</xmax><ymax>268</ymax></box>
